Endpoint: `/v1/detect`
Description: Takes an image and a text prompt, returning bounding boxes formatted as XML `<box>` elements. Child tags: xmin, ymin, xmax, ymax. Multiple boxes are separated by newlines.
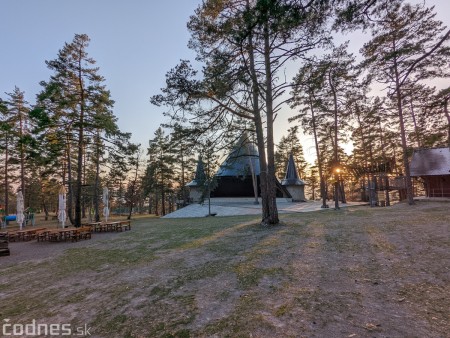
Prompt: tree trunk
<box><xmin>384</xmin><ymin>175</ymin><xmax>391</xmax><ymax>206</ymax></box>
<box><xmin>82</xmin><ymin>142</ymin><xmax>87</xmax><ymax>219</ymax></box>
<box><xmin>376</xmin><ymin>118</ymin><xmax>390</xmax><ymax>206</ymax></box>
<box><xmin>309</xmin><ymin>96</ymin><xmax>327</xmax><ymax>208</ymax></box>
<box><xmin>263</xmin><ymin>21</ymin><xmax>279</xmax><ymax>225</ymax></box>
<box><xmin>334</xmin><ymin>181</ymin><xmax>340</xmax><ymax>207</ymax></box>
<box><xmin>329</xmin><ymin>70</ymin><xmax>340</xmax><ymax>210</ymax></box>
<box><xmin>159</xmin><ymin>191</ymin><xmax>164</xmax><ymax>216</ymax></box>
<box><xmin>180</xmin><ymin>149</ymin><xmax>188</xmax><ymax>205</ymax></box>
<box><xmin>247</xmin><ymin>143</ymin><xmax>259</xmax><ymax>204</ymax></box>
<box><xmin>361</xmin><ymin>176</ymin><xmax>366</xmax><ymax>201</ymax></box>
<box><xmin>409</xmin><ymin>99</ymin><xmax>421</xmax><ymax>148</ymax></box>
<box><xmin>127</xmin><ymin>154</ymin><xmax>140</xmax><ymax>220</ymax></box>
<box><xmin>4</xmin><ymin>134</ymin><xmax>9</xmax><ymax>216</ymax></box>
<box><xmin>66</xmin><ymin>133</ymin><xmax>75</xmax><ymax>225</ymax></box>
<box><xmin>94</xmin><ymin>131</ymin><xmax>101</xmax><ymax>222</ymax></box>
<box><xmin>42</xmin><ymin>200</ymin><xmax>49</xmax><ymax>221</ymax></box>
<box><xmin>339</xmin><ymin>180</ymin><xmax>346</xmax><ymax>203</ymax></box>
<box><xmin>18</xmin><ymin>102</ymin><xmax>26</xmax><ymax>204</ymax></box>
<box><xmin>393</xmin><ymin>50</ymin><xmax>414</xmax><ymax>205</ymax></box>
<box><xmin>246</xmin><ymin>11</ymin><xmax>270</xmax><ymax>223</ymax></box>
<box><xmin>75</xmin><ymin>64</ymin><xmax>86</xmax><ymax>227</ymax></box>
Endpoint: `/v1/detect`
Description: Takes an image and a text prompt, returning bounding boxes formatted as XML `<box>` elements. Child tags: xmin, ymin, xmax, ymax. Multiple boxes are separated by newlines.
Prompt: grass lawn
<box><xmin>0</xmin><ymin>201</ymin><xmax>449</xmax><ymax>337</ymax></box>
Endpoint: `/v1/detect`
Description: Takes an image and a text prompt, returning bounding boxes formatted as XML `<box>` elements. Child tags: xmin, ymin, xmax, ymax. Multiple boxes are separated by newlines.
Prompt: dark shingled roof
<box><xmin>410</xmin><ymin>147</ymin><xmax>450</xmax><ymax>176</ymax></box>
<box><xmin>281</xmin><ymin>154</ymin><xmax>306</xmax><ymax>186</ymax></box>
<box><xmin>216</xmin><ymin>141</ymin><xmax>260</xmax><ymax>177</ymax></box>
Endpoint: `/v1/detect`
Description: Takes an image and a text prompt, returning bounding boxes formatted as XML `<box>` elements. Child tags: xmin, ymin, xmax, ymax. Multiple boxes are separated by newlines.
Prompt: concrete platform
<box><xmin>163</xmin><ymin>198</ymin><xmax>367</xmax><ymax>218</ymax></box>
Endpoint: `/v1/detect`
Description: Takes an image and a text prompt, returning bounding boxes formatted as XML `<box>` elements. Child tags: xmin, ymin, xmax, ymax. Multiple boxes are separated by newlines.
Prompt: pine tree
<box><xmin>361</xmin><ymin>0</ymin><xmax>450</xmax><ymax>205</ymax></box>
<box><xmin>124</xmin><ymin>145</ymin><xmax>142</xmax><ymax>220</ymax></box>
<box><xmin>168</xmin><ymin>124</ymin><xmax>196</xmax><ymax>206</ymax></box>
<box><xmin>154</xmin><ymin>0</ymin><xmax>331</xmax><ymax>224</ymax></box>
<box><xmin>36</xmin><ymin>34</ymin><xmax>121</xmax><ymax>226</ymax></box>
<box><xmin>4</xmin><ymin>87</ymin><xmax>32</xmax><ymax>200</ymax></box>
<box><xmin>434</xmin><ymin>87</ymin><xmax>450</xmax><ymax>147</ymax></box>
<box><xmin>275</xmin><ymin>126</ymin><xmax>307</xmax><ymax>180</ymax></box>
<box><xmin>146</xmin><ymin>128</ymin><xmax>176</xmax><ymax>216</ymax></box>
<box><xmin>292</xmin><ymin>46</ymin><xmax>361</xmax><ymax>208</ymax></box>
<box><xmin>0</xmin><ymin>98</ymin><xmax>13</xmax><ymax>216</ymax></box>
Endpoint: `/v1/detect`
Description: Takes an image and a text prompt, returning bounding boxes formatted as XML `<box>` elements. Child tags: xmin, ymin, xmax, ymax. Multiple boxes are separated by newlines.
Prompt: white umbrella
<box><xmin>58</xmin><ymin>185</ymin><xmax>67</xmax><ymax>228</ymax></box>
<box><xmin>103</xmin><ymin>187</ymin><xmax>109</xmax><ymax>222</ymax></box>
<box><xmin>16</xmin><ymin>191</ymin><xmax>25</xmax><ymax>230</ymax></box>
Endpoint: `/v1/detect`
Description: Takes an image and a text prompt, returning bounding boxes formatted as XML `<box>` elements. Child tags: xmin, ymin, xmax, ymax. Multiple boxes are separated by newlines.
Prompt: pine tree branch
<box><xmin>400</xmin><ymin>29</ymin><xmax>450</xmax><ymax>87</ymax></box>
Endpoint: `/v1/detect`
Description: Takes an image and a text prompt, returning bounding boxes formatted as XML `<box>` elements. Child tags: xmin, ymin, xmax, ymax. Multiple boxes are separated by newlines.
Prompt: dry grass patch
<box><xmin>0</xmin><ymin>201</ymin><xmax>449</xmax><ymax>337</ymax></box>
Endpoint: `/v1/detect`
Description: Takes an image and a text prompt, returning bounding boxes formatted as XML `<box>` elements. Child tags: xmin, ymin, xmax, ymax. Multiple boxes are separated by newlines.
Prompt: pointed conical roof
<box><xmin>216</xmin><ymin>137</ymin><xmax>260</xmax><ymax>177</ymax></box>
<box><xmin>281</xmin><ymin>154</ymin><xmax>305</xmax><ymax>186</ymax></box>
<box><xmin>187</xmin><ymin>156</ymin><xmax>206</xmax><ymax>187</ymax></box>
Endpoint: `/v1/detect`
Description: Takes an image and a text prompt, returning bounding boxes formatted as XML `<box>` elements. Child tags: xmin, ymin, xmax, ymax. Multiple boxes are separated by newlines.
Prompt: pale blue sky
<box><xmin>0</xmin><ymin>0</ymin><xmax>199</xmax><ymax>149</ymax></box>
<box><xmin>1</xmin><ymin>0</ymin><xmax>448</xmax><ymax>163</ymax></box>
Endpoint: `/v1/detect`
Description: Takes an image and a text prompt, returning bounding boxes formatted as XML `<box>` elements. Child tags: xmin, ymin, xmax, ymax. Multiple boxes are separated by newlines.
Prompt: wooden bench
<box><xmin>80</xmin><ymin>230</ymin><xmax>92</xmax><ymax>240</ymax></box>
<box><xmin>23</xmin><ymin>227</ymin><xmax>47</xmax><ymax>241</ymax></box>
<box><xmin>70</xmin><ymin>229</ymin><xmax>81</xmax><ymax>242</ymax></box>
<box><xmin>36</xmin><ymin>230</ymin><xmax>50</xmax><ymax>242</ymax></box>
<box><xmin>118</xmin><ymin>220</ymin><xmax>131</xmax><ymax>231</ymax></box>
<box><xmin>78</xmin><ymin>226</ymin><xmax>93</xmax><ymax>240</ymax></box>
<box><xmin>48</xmin><ymin>231</ymin><xmax>61</xmax><ymax>242</ymax></box>
<box><xmin>8</xmin><ymin>232</ymin><xmax>20</xmax><ymax>242</ymax></box>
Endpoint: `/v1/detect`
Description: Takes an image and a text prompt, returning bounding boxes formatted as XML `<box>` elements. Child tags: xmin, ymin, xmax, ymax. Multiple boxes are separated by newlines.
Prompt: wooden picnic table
<box><xmin>47</xmin><ymin>228</ymin><xmax>77</xmax><ymax>242</ymax></box>
<box><xmin>91</xmin><ymin>221</ymin><xmax>131</xmax><ymax>232</ymax></box>
<box><xmin>105</xmin><ymin>221</ymin><xmax>121</xmax><ymax>232</ymax></box>
<box><xmin>36</xmin><ymin>229</ymin><xmax>51</xmax><ymax>242</ymax></box>
<box><xmin>39</xmin><ymin>226</ymin><xmax>92</xmax><ymax>242</ymax></box>
<box><xmin>119</xmin><ymin>220</ymin><xmax>131</xmax><ymax>231</ymax></box>
<box><xmin>10</xmin><ymin>227</ymin><xmax>47</xmax><ymax>241</ymax></box>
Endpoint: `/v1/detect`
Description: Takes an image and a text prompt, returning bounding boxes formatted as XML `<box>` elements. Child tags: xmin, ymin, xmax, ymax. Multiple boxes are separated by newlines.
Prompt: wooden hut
<box><xmin>410</xmin><ymin>147</ymin><xmax>450</xmax><ymax>197</ymax></box>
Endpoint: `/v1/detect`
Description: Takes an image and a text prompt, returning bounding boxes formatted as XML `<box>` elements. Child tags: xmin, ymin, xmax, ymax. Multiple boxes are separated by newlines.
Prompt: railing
<box><xmin>429</xmin><ymin>188</ymin><xmax>450</xmax><ymax>198</ymax></box>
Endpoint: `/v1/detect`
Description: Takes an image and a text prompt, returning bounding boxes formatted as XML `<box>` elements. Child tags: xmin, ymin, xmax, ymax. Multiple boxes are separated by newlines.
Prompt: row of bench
<box><xmin>37</xmin><ymin>226</ymin><xmax>93</xmax><ymax>242</ymax></box>
<box><xmin>4</xmin><ymin>227</ymin><xmax>48</xmax><ymax>242</ymax></box>
<box><xmin>1</xmin><ymin>220</ymin><xmax>132</xmax><ymax>243</ymax></box>
<box><xmin>88</xmin><ymin>220</ymin><xmax>132</xmax><ymax>232</ymax></box>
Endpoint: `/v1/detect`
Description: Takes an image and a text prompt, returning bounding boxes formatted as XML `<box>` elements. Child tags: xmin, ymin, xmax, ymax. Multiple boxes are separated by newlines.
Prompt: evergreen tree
<box><xmin>0</xmin><ymin>88</ymin><xmax>34</xmax><ymax>214</ymax></box>
<box><xmin>196</xmin><ymin>138</ymin><xmax>220</xmax><ymax>216</ymax></box>
<box><xmin>434</xmin><ymin>87</ymin><xmax>450</xmax><ymax>147</ymax></box>
<box><xmin>36</xmin><ymin>34</ymin><xmax>121</xmax><ymax>226</ymax></box>
<box><xmin>361</xmin><ymin>0</ymin><xmax>450</xmax><ymax>205</ymax></box>
<box><xmin>292</xmin><ymin>46</ymin><xmax>361</xmax><ymax>208</ymax></box>
<box><xmin>0</xmin><ymin>98</ymin><xmax>13</xmax><ymax>216</ymax></box>
<box><xmin>4</xmin><ymin>87</ymin><xmax>32</xmax><ymax>200</ymax></box>
<box><xmin>121</xmin><ymin>145</ymin><xmax>141</xmax><ymax>219</ymax></box>
<box><xmin>275</xmin><ymin>126</ymin><xmax>307</xmax><ymax>179</ymax></box>
<box><xmin>146</xmin><ymin>128</ymin><xmax>176</xmax><ymax>216</ymax></box>
<box><xmin>154</xmin><ymin>0</ymin><xmax>330</xmax><ymax>224</ymax></box>
<box><xmin>168</xmin><ymin>124</ymin><xmax>196</xmax><ymax>206</ymax></box>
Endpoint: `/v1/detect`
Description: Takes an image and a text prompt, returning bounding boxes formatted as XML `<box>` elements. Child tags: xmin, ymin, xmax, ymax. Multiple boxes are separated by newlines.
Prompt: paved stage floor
<box><xmin>163</xmin><ymin>198</ymin><xmax>367</xmax><ymax>218</ymax></box>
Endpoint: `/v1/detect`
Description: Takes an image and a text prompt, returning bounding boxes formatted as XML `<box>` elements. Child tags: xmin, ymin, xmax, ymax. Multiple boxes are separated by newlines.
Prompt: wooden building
<box><xmin>210</xmin><ymin>138</ymin><xmax>289</xmax><ymax>198</ymax></box>
<box><xmin>410</xmin><ymin>147</ymin><xmax>450</xmax><ymax>197</ymax></box>
<box><xmin>211</xmin><ymin>140</ymin><xmax>261</xmax><ymax>198</ymax></box>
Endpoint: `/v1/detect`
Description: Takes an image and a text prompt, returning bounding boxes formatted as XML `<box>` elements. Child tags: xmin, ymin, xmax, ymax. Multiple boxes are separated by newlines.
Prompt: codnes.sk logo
<box><xmin>2</xmin><ymin>319</ymin><xmax>91</xmax><ymax>336</ymax></box>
